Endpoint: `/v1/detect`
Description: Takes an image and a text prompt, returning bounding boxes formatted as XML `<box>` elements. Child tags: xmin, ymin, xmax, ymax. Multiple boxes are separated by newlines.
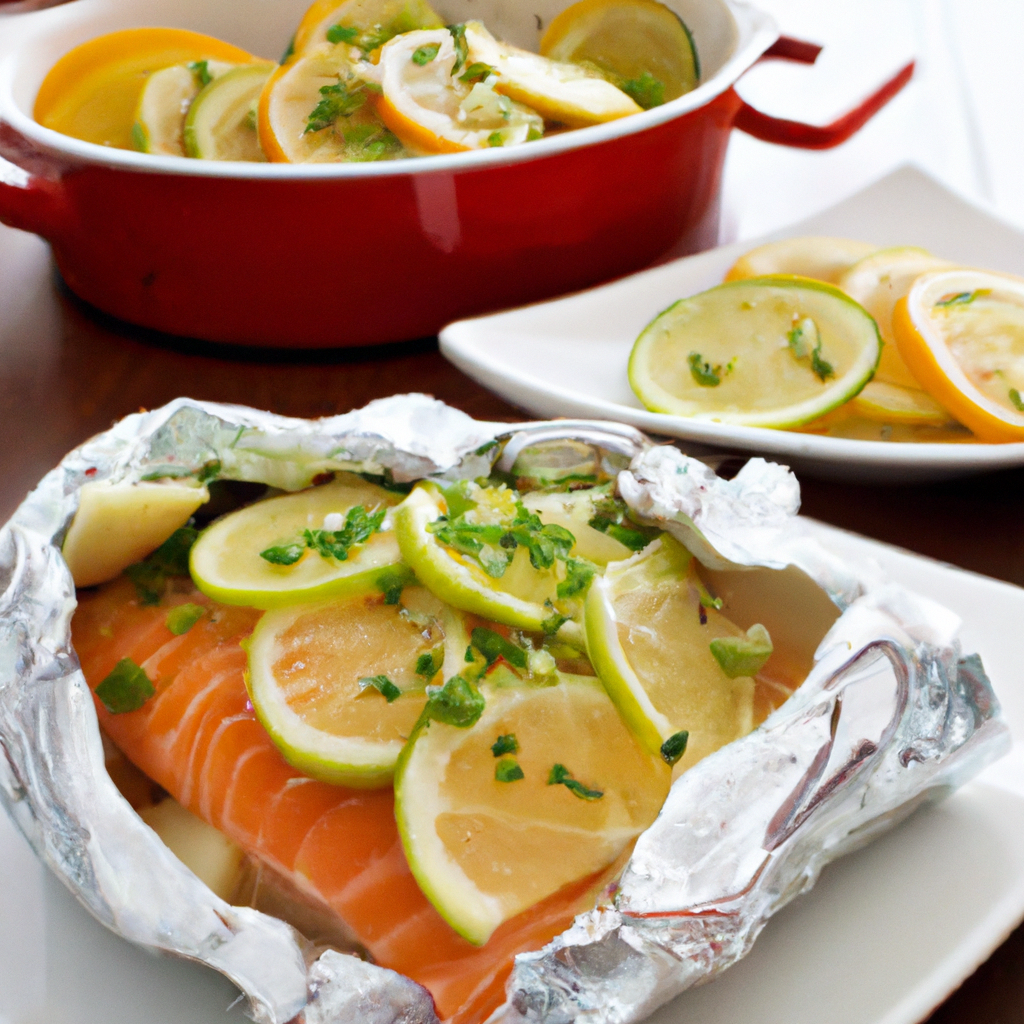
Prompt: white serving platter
<box><xmin>1</xmin><ymin>520</ymin><xmax>1022</xmax><ymax>1024</ymax></box>
<box><xmin>440</xmin><ymin>165</ymin><xmax>1024</xmax><ymax>483</ymax></box>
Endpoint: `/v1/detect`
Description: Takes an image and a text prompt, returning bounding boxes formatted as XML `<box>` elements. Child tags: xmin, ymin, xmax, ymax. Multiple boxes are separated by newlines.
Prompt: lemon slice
<box><xmin>893</xmin><ymin>268</ymin><xmax>1024</xmax><ymax>441</ymax></box>
<box><xmin>584</xmin><ymin>536</ymin><xmax>760</xmax><ymax>769</ymax></box>
<box><xmin>463</xmin><ymin>22</ymin><xmax>640</xmax><ymax>127</ymax></box>
<box><xmin>246</xmin><ymin>586</ymin><xmax>461</xmax><ymax>786</ymax></box>
<box><xmin>849</xmin><ymin>380</ymin><xmax>956</xmax><ymax>426</ymax></box>
<box><xmin>292</xmin><ymin>0</ymin><xmax>444</xmax><ymax>56</ymax></box>
<box><xmin>34</xmin><ymin>28</ymin><xmax>257</xmax><ymax>150</ymax></box>
<box><xmin>184</xmin><ymin>62</ymin><xmax>276</xmax><ymax>160</ymax></box>
<box><xmin>539</xmin><ymin>0</ymin><xmax>698</xmax><ymax>108</ymax></box>
<box><xmin>839</xmin><ymin>246</ymin><xmax>956</xmax><ymax>389</ymax></box>
<box><xmin>190</xmin><ymin>474</ymin><xmax>408</xmax><ymax>608</ymax></box>
<box><xmin>376</xmin><ymin>28</ymin><xmax>544</xmax><ymax>153</ymax></box>
<box><xmin>132</xmin><ymin>60</ymin><xmax>237</xmax><ymax>155</ymax></box>
<box><xmin>259</xmin><ymin>43</ymin><xmax>404</xmax><ymax>163</ymax></box>
<box><xmin>725</xmin><ymin>236</ymin><xmax>878</xmax><ymax>285</ymax></box>
<box><xmin>394</xmin><ymin>672</ymin><xmax>670</xmax><ymax>943</ymax></box>
<box><xmin>628</xmin><ymin>276</ymin><xmax>881</xmax><ymax>427</ymax></box>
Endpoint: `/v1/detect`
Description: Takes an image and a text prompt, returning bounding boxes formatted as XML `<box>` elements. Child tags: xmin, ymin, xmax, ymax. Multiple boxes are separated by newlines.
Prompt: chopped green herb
<box><xmin>474</xmin><ymin>439</ymin><xmax>499</xmax><ymax>457</ymax></box>
<box><xmin>471</xmin><ymin>627</ymin><xmax>527</xmax><ymax>669</ymax></box>
<box><xmin>491</xmin><ymin>733</ymin><xmax>519</xmax><ymax>756</ymax></box>
<box><xmin>260</xmin><ymin>543</ymin><xmax>305</xmax><ymax>566</ymax></box>
<box><xmin>541</xmin><ymin>609</ymin><xmax>569</xmax><ymax>635</ymax></box>
<box><xmin>495</xmin><ymin>758</ymin><xmax>524</xmax><ymax>782</ymax></box>
<box><xmin>424</xmin><ymin>674</ymin><xmax>485</xmax><ymax>727</ymax></box>
<box><xmin>415</xmin><ymin>647</ymin><xmax>444</xmax><ymax>679</ymax></box>
<box><xmin>280</xmin><ymin>35</ymin><xmax>296</xmax><ymax>63</ymax></box>
<box><xmin>196</xmin><ymin>460</ymin><xmax>221</xmax><ymax>484</ymax></box>
<box><xmin>696</xmin><ymin>581</ymin><xmax>723</xmax><ymax>611</ymax></box>
<box><xmin>359</xmin><ymin>674</ymin><xmax>402</xmax><ymax>702</ymax></box>
<box><xmin>304</xmin><ymin>505</ymin><xmax>387</xmax><ymax>560</ymax></box>
<box><xmin>788</xmin><ymin>317</ymin><xmax>834</xmax><ymax>382</ymax></box>
<box><xmin>165</xmin><ymin>603</ymin><xmax>205</xmax><ymax>636</ymax></box>
<box><xmin>187</xmin><ymin>60</ymin><xmax>212</xmax><ymax>88</ymax></box>
<box><xmin>557</xmin><ymin>557</ymin><xmax>597</xmax><ymax>599</ymax></box>
<box><xmin>660</xmin><ymin>730</ymin><xmax>689</xmax><ymax>766</ymax></box>
<box><xmin>935</xmin><ymin>289</ymin><xmax>990</xmax><ymax>308</ymax></box>
<box><xmin>547</xmin><ymin>763</ymin><xmax>603</xmax><ymax>800</ymax></box>
<box><xmin>487</xmin><ymin>131</ymin><xmax>504</xmax><ymax>147</ymax></box>
<box><xmin>96</xmin><ymin>658</ymin><xmax>155</xmax><ymax>714</ymax></box>
<box><xmin>1011</xmin><ymin>388</ymin><xmax>1024</xmax><ymax>412</ymax></box>
<box><xmin>305</xmin><ymin>79</ymin><xmax>368</xmax><ymax>134</ymax></box>
<box><xmin>376</xmin><ymin>566</ymin><xmax>412</xmax><ymax>604</ymax></box>
<box><xmin>447</xmin><ymin>23</ymin><xmax>468</xmax><ymax>74</ymax></box>
<box><xmin>326</xmin><ymin>23</ymin><xmax>361</xmax><ymax>43</ymax></box>
<box><xmin>588</xmin><ymin>495</ymin><xmax>658</xmax><ymax>552</ymax></box>
<box><xmin>526</xmin><ymin>126</ymin><xmax>544</xmax><ymax>142</ymax></box>
<box><xmin>460</xmin><ymin>61</ymin><xmax>495</xmax><ymax>83</ymax></box>
<box><xmin>810</xmin><ymin>347</ymin><xmax>835</xmax><ymax>382</ymax></box>
<box><xmin>412</xmin><ymin>42</ymin><xmax>441</xmax><ymax>65</ymax></box>
<box><xmin>130</xmin><ymin>121</ymin><xmax>147</xmax><ymax>152</ymax></box>
<box><xmin>621</xmin><ymin>71</ymin><xmax>664</xmax><ymax>110</ymax></box>
<box><xmin>125</xmin><ymin>525</ymin><xmax>199</xmax><ymax>604</ymax></box>
<box><xmin>710</xmin><ymin>623</ymin><xmax>773</xmax><ymax>678</ymax></box>
<box><xmin>687</xmin><ymin>351</ymin><xmax>721</xmax><ymax>387</ymax></box>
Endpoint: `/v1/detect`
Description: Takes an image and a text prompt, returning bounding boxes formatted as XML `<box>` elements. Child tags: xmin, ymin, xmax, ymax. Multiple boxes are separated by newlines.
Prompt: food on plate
<box><xmin>627</xmin><ymin>276</ymin><xmax>882</xmax><ymax>427</ymax></box>
<box><xmin>632</xmin><ymin>236</ymin><xmax>1024</xmax><ymax>442</ymax></box>
<box><xmin>70</xmin><ymin>446</ymin><xmax>802</xmax><ymax>1021</ymax></box>
<box><xmin>35</xmin><ymin>0</ymin><xmax>698</xmax><ymax>161</ymax></box>
<box><xmin>893</xmin><ymin>268</ymin><xmax>1024</xmax><ymax>441</ymax></box>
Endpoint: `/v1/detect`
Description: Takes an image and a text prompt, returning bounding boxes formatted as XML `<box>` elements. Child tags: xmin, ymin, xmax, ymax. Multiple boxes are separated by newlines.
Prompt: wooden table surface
<box><xmin>1</xmin><ymin>219</ymin><xmax>1022</xmax><ymax>1022</ymax></box>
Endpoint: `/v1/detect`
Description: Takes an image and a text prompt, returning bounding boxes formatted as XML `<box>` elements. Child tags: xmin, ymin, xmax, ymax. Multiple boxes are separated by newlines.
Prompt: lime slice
<box><xmin>184</xmin><ymin>62</ymin><xmax>276</xmax><ymax>161</ymax></box>
<box><xmin>628</xmin><ymin>275</ymin><xmax>881</xmax><ymax>427</ymax></box>
<box><xmin>724</xmin><ymin>236</ymin><xmax>878</xmax><ymax>285</ymax></box>
<box><xmin>584</xmin><ymin>535</ymin><xmax>760</xmax><ymax>770</ymax></box>
<box><xmin>246</xmin><ymin>586</ymin><xmax>460</xmax><ymax>786</ymax></box>
<box><xmin>539</xmin><ymin>0</ymin><xmax>699</xmax><ymax>106</ymax></box>
<box><xmin>394</xmin><ymin>481</ymin><xmax>577</xmax><ymax>634</ymax></box>
<box><xmin>849</xmin><ymin>380</ymin><xmax>956</xmax><ymax>426</ymax></box>
<box><xmin>133</xmin><ymin>60</ymin><xmax>236</xmax><ymax>155</ymax></box>
<box><xmin>190</xmin><ymin>473</ymin><xmax>407</xmax><ymax>608</ymax></box>
<box><xmin>394</xmin><ymin>671</ymin><xmax>670</xmax><ymax>943</ymax></box>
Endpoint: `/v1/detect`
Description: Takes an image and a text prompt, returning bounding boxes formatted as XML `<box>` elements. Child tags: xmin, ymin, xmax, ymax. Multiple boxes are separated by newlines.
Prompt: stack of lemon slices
<box><xmin>629</xmin><ymin>235</ymin><xmax>1024</xmax><ymax>443</ymax></box>
<box><xmin>167</xmin><ymin>452</ymin><xmax>784</xmax><ymax>944</ymax></box>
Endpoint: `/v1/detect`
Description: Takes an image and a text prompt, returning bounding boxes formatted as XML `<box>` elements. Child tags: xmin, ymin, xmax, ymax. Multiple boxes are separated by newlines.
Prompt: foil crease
<box><xmin>0</xmin><ymin>396</ymin><xmax>1009</xmax><ymax>1024</ymax></box>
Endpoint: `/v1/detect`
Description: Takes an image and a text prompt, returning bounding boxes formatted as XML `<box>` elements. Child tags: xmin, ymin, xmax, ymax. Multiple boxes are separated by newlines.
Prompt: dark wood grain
<box><xmin>0</xmin><ymin>220</ymin><xmax>1020</xmax><ymax>1021</ymax></box>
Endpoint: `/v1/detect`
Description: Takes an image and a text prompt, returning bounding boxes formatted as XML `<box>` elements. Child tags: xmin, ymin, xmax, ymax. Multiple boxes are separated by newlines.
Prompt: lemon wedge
<box><xmin>584</xmin><ymin>536</ymin><xmax>760</xmax><ymax>770</ymax></box>
<box><xmin>394</xmin><ymin>671</ymin><xmax>670</xmax><ymax>943</ymax></box>
<box><xmin>292</xmin><ymin>0</ymin><xmax>444</xmax><ymax>57</ymax></box>
<box><xmin>849</xmin><ymin>380</ymin><xmax>957</xmax><ymax>427</ymax></box>
<box><xmin>184</xmin><ymin>62</ymin><xmax>276</xmax><ymax>160</ymax></box>
<box><xmin>725</xmin><ymin>236</ymin><xmax>878</xmax><ymax>285</ymax></box>
<box><xmin>839</xmin><ymin>246</ymin><xmax>956</xmax><ymax>389</ymax></box>
<box><xmin>893</xmin><ymin>268</ymin><xmax>1024</xmax><ymax>441</ymax></box>
<box><xmin>628</xmin><ymin>276</ymin><xmax>881</xmax><ymax>427</ymax></box>
<box><xmin>190</xmin><ymin>474</ymin><xmax>408</xmax><ymax>608</ymax></box>
<box><xmin>539</xmin><ymin>0</ymin><xmax>698</xmax><ymax>108</ymax></box>
<box><xmin>246</xmin><ymin>587</ymin><xmax>461</xmax><ymax>786</ymax></box>
<box><xmin>259</xmin><ymin>43</ymin><xmax>403</xmax><ymax>163</ymax></box>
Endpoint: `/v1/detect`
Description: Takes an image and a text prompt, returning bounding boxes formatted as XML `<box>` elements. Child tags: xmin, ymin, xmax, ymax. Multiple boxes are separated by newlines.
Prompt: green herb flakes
<box><xmin>460</xmin><ymin>61</ymin><xmax>495</xmax><ymax>84</ymax></box>
<box><xmin>621</xmin><ymin>71</ymin><xmax>664</xmax><ymax>110</ymax></box>
<box><xmin>491</xmin><ymin>733</ymin><xmax>519</xmax><ymax>756</ymax></box>
<box><xmin>326</xmin><ymin>23</ymin><xmax>361</xmax><ymax>43</ymax></box>
<box><xmin>259</xmin><ymin>543</ymin><xmax>305</xmax><ymax>566</ymax></box>
<box><xmin>660</xmin><ymin>730</ymin><xmax>689</xmax><ymax>766</ymax></box>
<box><xmin>557</xmin><ymin>557</ymin><xmax>596</xmax><ymax>599</ymax></box>
<box><xmin>788</xmin><ymin>317</ymin><xmax>834</xmax><ymax>382</ymax></box>
<box><xmin>447</xmin><ymin>23</ymin><xmax>468</xmax><ymax>74</ymax></box>
<box><xmin>495</xmin><ymin>758</ymin><xmax>524</xmax><ymax>782</ymax></box>
<box><xmin>96</xmin><ymin>658</ymin><xmax>155</xmax><ymax>714</ymax></box>
<box><xmin>165</xmin><ymin>603</ymin><xmax>205</xmax><ymax>636</ymax></box>
<box><xmin>935</xmin><ymin>289</ymin><xmax>990</xmax><ymax>308</ymax></box>
<box><xmin>471</xmin><ymin>627</ymin><xmax>527</xmax><ymax>669</ymax></box>
<box><xmin>547</xmin><ymin>763</ymin><xmax>603</xmax><ymax>800</ymax></box>
<box><xmin>412</xmin><ymin>42</ymin><xmax>441</xmax><ymax>65</ymax></box>
<box><xmin>487</xmin><ymin>131</ymin><xmax>505</xmax><ymax>147</ymax></box>
<box><xmin>359</xmin><ymin>675</ymin><xmax>402</xmax><ymax>702</ymax></box>
<box><xmin>125</xmin><ymin>525</ymin><xmax>199</xmax><ymax>605</ymax></box>
<box><xmin>710</xmin><ymin>623</ymin><xmax>773</xmax><ymax>678</ymax></box>
<box><xmin>188</xmin><ymin>60</ymin><xmax>212</xmax><ymax>88</ymax></box>
<box><xmin>305</xmin><ymin>79</ymin><xmax>368</xmax><ymax>134</ymax></box>
<box><xmin>687</xmin><ymin>352</ymin><xmax>721</xmax><ymax>387</ymax></box>
<box><xmin>415</xmin><ymin>647</ymin><xmax>444</xmax><ymax>679</ymax></box>
<box><xmin>588</xmin><ymin>494</ymin><xmax>658</xmax><ymax>552</ymax></box>
<box><xmin>424</xmin><ymin>674</ymin><xmax>485</xmax><ymax>727</ymax></box>
<box><xmin>376</xmin><ymin>566</ymin><xmax>412</xmax><ymax>604</ymax></box>
<box><xmin>1010</xmin><ymin>388</ymin><xmax>1024</xmax><ymax>412</ymax></box>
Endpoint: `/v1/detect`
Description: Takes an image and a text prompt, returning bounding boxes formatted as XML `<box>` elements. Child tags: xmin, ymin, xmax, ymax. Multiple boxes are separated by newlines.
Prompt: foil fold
<box><xmin>0</xmin><ymin>396</ymin><xmax>1009</xmax><ymax>1024</ymax></box>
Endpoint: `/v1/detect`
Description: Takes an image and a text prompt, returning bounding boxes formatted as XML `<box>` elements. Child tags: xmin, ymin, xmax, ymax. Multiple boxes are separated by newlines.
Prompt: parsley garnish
<box><xmin>447</xmin><ymin>23</ymin><xmax>468</xmax><ymax>74</ymax></box>
<box><xmin>495</xmin><ymin>758</ymin><xmax>524</xmax><ymax>782</ymax></box>
<box><xmin>810</xmin><ymin>347</ymin><xmax>835</xmax><ymax>382</ymax></box>
<box><xmin>471</xmin><ymin>627</ymin><xmax>527</xmax><ymax>669</ymax></box>
<box><xmin>304</xmin><ymin>505</ymin><xmax>387</xmax><ymax>560</ymax></box>
<box><xmin>547</xmin><ymin>763</ymin><xmax>603</xmax><ymax>800</ymax></box>
<box><xmin>280</xmin><ymin>35</ymin><xmax>296</xmax><ymax>63</ymax></box>
<box><xmin>1010</xmin><ymin>388</ymin><xmax>1024</xmax><ymax>412</ymax></box>
<box><xmin>487</xmin><ymin>131</ymin><xmax>504</xmax><ymax>147</ymax></box>
<box><xmin>412</xmin><ymin>42</ymin><xmax>440</xmax><ymax>65</ymax></box>
<box><xmin>527</xmin><ymin>126</ymin><xmax>543</xmax><ymax>142</ymax></box>
<box><xmin>125</xmin><ymin>525</ymin><xmax>199</xmax><ymax>605</ymax></box>
<box><xmin>359</xmin><ymin>675</ymin><xmax>401</xmax><ymax>702</ymax></box>
<box><xmin>326</xmin><ymin>23</ymin><xmax>360</xmax><ymax>43</ymax></box>
<box><xmin>541</xmin><ymin>607</ymin><xmax>568</xmax><ymax>635</ymax></box>
<box><xmin>376</xmin><ymin>567</ymin><xmax>411</xmax><ymax>604</ymax></box>
<box><xmin>621</xmin><ymin>71</ymin><xmax>665</xmax><ymax>109</ymax></box>
<box><xmin>166</xmin><ymin>603</ymin><xmax>205</xmax><ymax>636</ymax></box>
<box><xmin>96</xmin><ymin>658</ymin><xmax>155</xmax><ymax>714</ymax></box>
<box><xmin>934</xmin><ymin>289</ymin><xmax>990</xmax><ymax>308</ymax></box>
<box><xmin>474</xmin><ymin>440</ymin><xmax>499</xmax><ymax>457</ymax></box>
<box><xmin>660</xmin><ymin>730</ymin><xmax>689</xmax><ymax>766</ymax></box>
<box><xmin>188</xmin><ymin>60</ymin><xmax>212</xmax><ymax>88</ymax></box>
<box><xmin>788</xmin><ymin>317</ymin><xmax>834</xmax><ymax>382</ymax></box>
<box><xmin>588</xmin><ymin>495</ymin><xmax>658</xmax><ymax>552</ymax></box>
<box><xmin>343</xmin><ymin>124</ymin><xmax>403</xmax><ymax>162</ymax></box>
<box><xmin>688</xmin><ymin>351</ymin><xmax>721</xmax><ymax>387</ymax></box>
<box><xmin>305</xmin><ymin>79</ymin><xmax>368</xmax><ymax>134</ymax></box>
<box><xmin>460</xmin><ymin>61</ymin><xmax>495</xmax><ymax>84</ymax></box>
<box><xmin>710</xmin><ymin>623</ymin><xmax>773</xmax><ymax>678</ymax></box>
<box><xmin>491</xmin><ymin>733</ymin><xmax>519</xmax><ymax>756</ymax></box>
<box><xmin>423</xmin><ymin>674</ymin><xmax>485</xmax><ymax>727</ymax></box>
<box><xmin>557</xmin><ymin>557</ymin><xmax>596</xmax><ymax>599</ymax></box>
<box><xmin>415</xmin><ymin>647</ymin><xmax>444</xmax><ymax>679</ymax></box>
<box><xmin>259</xmin><ymin>543</ymin><xmax>305</xmax><ymax>565</ymax></box>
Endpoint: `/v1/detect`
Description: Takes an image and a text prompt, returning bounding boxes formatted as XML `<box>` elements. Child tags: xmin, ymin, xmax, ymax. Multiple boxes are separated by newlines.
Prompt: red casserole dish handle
<box><xmin>734</xmin><ymin>35</ymin><xmax>915</xmax><ymax>150</ymax></box>
<box><xmin>0</xmin><ymin>127</ymin><xmax>68</xmax><ymax>237</ymax></box>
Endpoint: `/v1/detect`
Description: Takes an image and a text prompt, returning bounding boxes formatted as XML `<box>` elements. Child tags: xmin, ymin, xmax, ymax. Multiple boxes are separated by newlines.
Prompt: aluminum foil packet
<box><xmin>0</xmin><ymin>395</ymin><xmax>1010</xmax><ymax>1024</ymax></box>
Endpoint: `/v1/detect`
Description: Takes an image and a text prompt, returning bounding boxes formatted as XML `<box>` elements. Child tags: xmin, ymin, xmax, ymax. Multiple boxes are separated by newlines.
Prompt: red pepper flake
<box><xmin>699</xmin><ymin>604</ymin><xmax>707</xmax><ymax>626</ymax></box>
<box><xmin>84</xmin><ymin>467</ymin><xmax>97</xmax><ymax>477</ymax></box>
<box><xmin>311</xmin><ymin>472</ymin><xmax>335</xmax><ymax>486</ymax></box>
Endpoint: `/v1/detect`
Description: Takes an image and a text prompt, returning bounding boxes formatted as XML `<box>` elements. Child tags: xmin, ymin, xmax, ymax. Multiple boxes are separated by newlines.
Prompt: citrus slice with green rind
<box><xmin>584</xmin><ymin>535</ymin><xmax>761</xmax><ymax>771</ymax></box>
<box><xmin>628</xmin><ymin>275</ymin><xmax>881</xmax><ymax>427</ymax></box>
<box><xmin>246</xmin><ymin>586</ymin><xmax>461</xmax><ymax>786</ymax></box>
<box><xmin>724</xmin><ymin>236</ymin><xmax>878</xmax><ymax>285</ymax></box>
<box><xmin>190</xmin><ymin>473</ymin><xmax>408</xmax><ymax>608</ymax></box>
<box><xmin>394</xmin><ymin>672</ymin><xmax>671</xmax><ymax>943</ymax></box>
<box><xmin>184</xmin><ymin>62</ymin><xmax>276</xmax><ymax>160</ymax></box>
<box><xmin>849</xmin><ymin>380</ymin><xmax>956</xmax><ymax>426</ymax></box>
<box><xmin>292</xmin><ymin>0</ymin><xmax>444</xmax><ymax>57</ymax></box>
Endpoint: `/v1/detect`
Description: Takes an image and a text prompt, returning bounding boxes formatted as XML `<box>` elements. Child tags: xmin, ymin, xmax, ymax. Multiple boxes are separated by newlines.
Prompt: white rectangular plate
<box><xmin>1</xmin><ymin>522</ymin><xmax>1022</xmax><ymax>1024</ymax></box>
<box><xmin>440</xmin><ymin>165</ymin><xmax>1024</xmax><ymax>483</ymax></box>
